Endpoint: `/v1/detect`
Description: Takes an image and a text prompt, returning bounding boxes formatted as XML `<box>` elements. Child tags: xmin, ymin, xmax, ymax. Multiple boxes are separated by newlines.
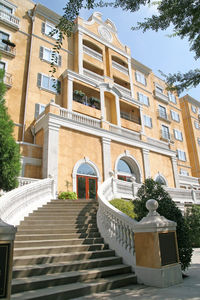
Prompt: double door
<box><xmin>77</xmin><ymin>175</ymin><xmax>97</xmax><ymax>200</ymax></box>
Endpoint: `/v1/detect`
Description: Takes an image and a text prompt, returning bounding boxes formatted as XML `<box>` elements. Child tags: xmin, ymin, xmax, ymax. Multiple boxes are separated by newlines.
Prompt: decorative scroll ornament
<box><xmin>98</xmin><ymin>25</ymin><xmax>113</xmax><ymax>42</ymax></box>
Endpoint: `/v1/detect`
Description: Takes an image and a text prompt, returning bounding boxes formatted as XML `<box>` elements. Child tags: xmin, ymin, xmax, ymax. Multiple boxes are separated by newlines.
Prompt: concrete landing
<box><xmin>76</xmin><ymin>248</ymin><xmax>200</xmax><ymax>300</ymax></box>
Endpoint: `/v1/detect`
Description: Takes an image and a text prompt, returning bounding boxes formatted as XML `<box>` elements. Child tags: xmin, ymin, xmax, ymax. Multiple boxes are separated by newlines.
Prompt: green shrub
<box><xmin>185</xmin><ymin>205</ymin><xmax>200</xmax><ymax>247</ymax></box>
<box><xmin>110</xmin><ymin>198</ymin><xmax>136</xmax><ymax>219</ymax></box>
<box><xmin>58</xmin><ymin>191</ymin><xmax>77</xmax><ymax>200</ymax></box>
<box><xmin>134</xmin><ymin>178</ymin><xmax>193</xmax><ymax>271</ymax></box>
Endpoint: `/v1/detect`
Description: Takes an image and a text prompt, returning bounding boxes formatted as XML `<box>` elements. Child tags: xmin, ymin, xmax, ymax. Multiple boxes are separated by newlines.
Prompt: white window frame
<box><xmin>168</xmin><ymin>91</ymin><xmax>176</xmax><ymax>104</ymax></box>
<box><xmin>161</xmin><ymin>124</ymin><xmax>170</xmax><ymax>140</ymax></box>
<box><xmin>0</xmin><ymin>60</ymin><xmax>7</xmax><ymax>70</ymax></box>
<box><xmin>137</xmin><ymin>92</ymin><xmax>149</xmax><ymax>106</ymax></box>
<box><xmin>170</xmin><ymin>110</ymin><xmax>180</xmax><ymax>122</ymax></box>
<box><xmin>0</xmin><ymin>0</ymin><xmax>16</xmax><ymax>14</ymax></box>
<box><xmin>155</xmin><ymin>83</ymin><xmax>164</xmax><ymax>94</ymax></box>
<box><xmin>42</xmin><ymin>22</ymin><xmax>60</xmax><ymax>40</ymax></box>
<box><xmin>191</xmin><ymin>104</ymin><xmax>197</xmax><ymax>113</ymax></box>
<box><xmin>34</xmin><ymin>103</ymin><xmax>46</xmax><ymax>119</ymax></box>
<box><xmin>194</xmin><ymin>121</ymin><xmax>200</xmax><ymax>129</ymax></box>
<box><xmin>177</xmin><ymin>149</ymin><xmax>186</xmax><ymax>161</ymax></box>
<box><xmin>39</xmin><ymin>46</ymin><xmax>61</xmax><ymax>66</ymax></box>
<box><xmin>174</xmin><ymin>129</ymin><xmax>183</xmax><ymax>141</ymax></box>
<box><xmin>135</xmin><ymin>71</ymin><xmax>147</xmax><ymax>86</ymax></box>
<box><xmin>37</xmin><ymin>73</ymin><xmax>60</xmax><ymax>94</ymax></box>
<box><xmin>197</xmin><ymin>138</ymin><xmax>200</xmax><ymax>146</ymax></box>
<box><xmin>179</xmin><ymin>169</ymin><xmax>189</xmax><ymax>176</ymax></box>
<box><xmin>143</xmin><ymin>115</ymin><xmax>152</xmax><ymax>128</ymax></box>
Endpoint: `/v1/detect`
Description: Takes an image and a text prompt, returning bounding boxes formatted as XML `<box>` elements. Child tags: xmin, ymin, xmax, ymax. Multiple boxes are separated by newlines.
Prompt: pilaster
<box><xmin>115</xmin><ymin>95</ymin><xmax>121</xmax><ymax>127</ymax></box>
<box><xmin>43</xmin><ymin>122</ymin><xmax>60</xmax><ymax>191</ymax></box>
<box><xmin>142</xmin><ymin>148</ymin><xmax>150</xmax><ymax>179</ymax></box>
<box><xmin>100</xmin><ymin>88</ymin><xmax>105</xmax><ymax>120</ymax></box>
<box><xmin>78</xmin><ymin>31</ymin><xmax>83</xmax><ymax>75</ymax></box>
<box><xmin>171</xmin><ymin>156</ymin><xmax>180</xmax><ymax>188</ymax></box>
<box><xmin>102</xmin><ymin>137</ymin><xmax>111</xmax><ymax>180</ymax></box>
<box><xmin>128</xmin><ymin>57</ymin><xmax>134</xmax><ymax>98</ymax></box>
<box><xmin>67</xmin><ymin>75</ymin><xmax>73</xmax><ymax>111</ymax></box>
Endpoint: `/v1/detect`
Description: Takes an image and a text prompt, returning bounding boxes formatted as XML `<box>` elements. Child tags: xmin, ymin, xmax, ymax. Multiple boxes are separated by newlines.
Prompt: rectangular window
<box><xmin>168</xmin><ymin>92</ymin><xmax>176</xmax><ymax>104</ymax></box>
<box><xmin>143</xmin><ymin>115</ymin><xmax>152</xmax><ymax>128</ymax></box>
<box><xmin>171</xmin><ymin>110</ymin><xmax>180</xmax><ymax>122</ymax></box>
<box><xmin>159</xmin><ymin>105</ymin><xmax>167</xmax><ymax>119</ymax></box>
<box><xmin>180</xmin><ymin>169</ymin><xmax>189</xmax><ymax>176</ymax></box>
<box><xmin>191</xmin><ymin>105</ymin><xmax>197</xmax><ymax>113</ymax></box>
<box><xmin>155</xmin><ymin>84</ymin><xmax>164</xmax><ymax>94</ymax></box>
<box><xmin>161</xmin><ymin>125</ymin><xmax>170</xmax><ymax>140</ymax></box>
<box><xmin>41</xmin><ymin>22</ymin><xmax>60</xmax><ymax>40</ymax></box>
<box><xmin>0</xmin><ymin>3</ymin><xmax>12</xmax><ymax>14</ymax></box>
<box><xmin>197</xmin><ymin>138</ymin><xmax>200</xmax><ymax>146</ymax></box>
<box><xmin>174</xmin><ymin>129</ymin><xmax>183</xmax><ymax>141</ymax></box>
<box><xmin>0</xmin><ymin>31</ymin><xmax>9</xmax><ymax>50</ymax></box>
<box><xmin>37</xmin><ymin>73</ymin><xmax>61</xmax><ymax>94</ymax></box>
<box><xmin>0</xmin><ymin>61</ymin><xmax>6</xmax><ymax>70</ymax></box>
<box><xmin>177</xmin><ymin>150</ymin><xmax>186</xmax><ymax>161</ymax></box>
<box><xmin>39</xmin><ymin>46</ymin><xmax>61</xmax><ymax>66</ymax></box>
<box><xmin>135</xmin><ymin>71</ymin><xmax>146</xmax><ymax>86</ymax></box>
<box><xmin>194</xmin><ymin>121</ymin><xmax>200</xmax><ymax>129</ymax></box>
<box><xmin>35</xmin><ymin>103</ymin><xmax>46</xmax><ymax>119</ymax></box>
<box><xmin>137</xmin><ymin>92</ymin><xmax>149</xmax><ymax>106</ymax></box>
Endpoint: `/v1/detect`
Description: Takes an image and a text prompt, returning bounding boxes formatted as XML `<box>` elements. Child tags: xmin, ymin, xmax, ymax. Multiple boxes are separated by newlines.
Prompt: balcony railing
<box><xmin>120</xmin><ymin>111</ymin><xmax>140</xmax><ymax>124</ymax></box>
<box><xmin>0</xmin><ymin>43</ymin><xmax>16</xmax><ymax>56</ymax></box>
<box><xmin>114</xmin><ymin>83</ymin><xmax>131</xmax><ymax>97</ymax></box>
<box><xmin>60</xmin><ymin>108</ymin><xmax>101</xmax><ymax>128</ymax></box>
<box><xmin>154</xmin><ymin>90</ymin><xmax>169</xmax><ymax>104</ymax></box>
<box><xmin>83</xmin><ymin>68</ymin><xmax>104</xmax><ymax>82</ymax></box>
<box><xmin>157</xmin><ymin>109</ymin><xmax>171</xmax><ymax>123</ymax></box>
<box><xmin>0</xmin><ymin>9</ymin><xmax>20</xmax><ymax>29</ymax></box>
<box><xmin>83</xmin><ymin>45</ymin><xmax>103</xmax><ymax>62</ymax></box>
<box><xmin>4</xmin><ymin>72</ymin><xmax>12</xmax><ymax>87</ymax></box>
<box><xmin>73</xmin><ymin>94</ymin><xmax>100</xmax><ymax>110</ymax></box>
<box><xmin>112</xmin><ymin>61</ymin><xmax>129</xmax><ymax>76</ymax></box>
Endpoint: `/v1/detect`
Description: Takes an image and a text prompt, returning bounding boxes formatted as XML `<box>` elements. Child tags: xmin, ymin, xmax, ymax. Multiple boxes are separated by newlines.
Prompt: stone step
<box><xmin>11</xmin><ymin>273</ymin><xmax>136</xmax><ymax>300</ymax></box>
<box><xmin>14</xmin><ymin>238</ymin><xmax>104</xmax><ymax>248</ymax></box>
<box><xmin>16</xmin><ymin>228</ymin><xmax>99</xmax><ymax>234</ymax></box>
<box><xmin>15</xmin><ymin>232</ymin><xmax>101</xmax><ymax>241</ymax></box>
<box><xmin>14</xmin><ymin>243</ymin><xmax>109</xmax><ymax>256</ymax></box>
<box><xmin>12</xmin><ymin>265</ymin><xmax>132</xmax><ymax>294</ymax></box>
<box><xmin>17</xmin><ymin>223</ymin><xmax>98</xmax><ymax>230</ymax></box>
<box><xmin>12</xmin><ymin>256</ymin><xmax>122</xmax><ymax>279</ymax></box>
<box><xmin>20</xmin><ymin>219</ymin><xmax>97</xmax><ymax>225</ymax></box>
<box><xmin>13</xmin><ymin>249</ymin><xmax>115</xmax><ymax>267</ymax></box>
<box><xmin>23</xmin><ymin>215</ymin><xmax>97</xmax><ymax>221</ymax></box>
<box><xmin>30</xmin><ymin>210</ymin><xmax>97</xmax><ymax>215</ymax></box>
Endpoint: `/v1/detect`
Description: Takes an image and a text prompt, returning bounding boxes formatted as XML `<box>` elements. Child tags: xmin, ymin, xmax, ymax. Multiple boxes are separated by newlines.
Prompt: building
<box><xmin>0</xmin><ymin>0</ymin><xmax>199</xmax><ymax>200</ymax></box>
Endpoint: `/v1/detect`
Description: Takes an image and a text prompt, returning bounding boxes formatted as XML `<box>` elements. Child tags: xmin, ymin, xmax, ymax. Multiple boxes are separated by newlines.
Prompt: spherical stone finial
<box><xmin>146</xmin><ymin>199</ymin><xmax>158</xmax><ymax>216</ymax></box>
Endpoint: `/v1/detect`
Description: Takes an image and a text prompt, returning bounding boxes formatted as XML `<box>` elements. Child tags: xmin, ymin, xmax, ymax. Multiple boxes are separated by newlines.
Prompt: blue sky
<box><xmin>37</xmin><ymin>0</ymin><xmax>200</xmax><ymax>100</ymax></box>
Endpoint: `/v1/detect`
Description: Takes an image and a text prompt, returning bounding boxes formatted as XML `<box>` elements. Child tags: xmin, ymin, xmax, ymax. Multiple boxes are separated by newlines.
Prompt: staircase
<box><xmin>11</xmin><ymin>199</ymin><xmax>137</xmax><ymax>299</ymax></box>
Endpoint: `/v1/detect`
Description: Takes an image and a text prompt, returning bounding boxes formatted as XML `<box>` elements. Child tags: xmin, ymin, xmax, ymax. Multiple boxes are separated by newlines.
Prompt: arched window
<box><xmin>155</xmin><ymin>174</ymin><xmax>167</xmax><ymax>186</ymax></box>
<box><xmin>77</xmin><ymin>163</ymin><xmax>97</xmax><ymax>176</ymax></box>
<box><xmin>117</xmin><ymin>159</ymin><xmax>136</xmax><ymax>182</ymax></box>
<box><xmin>76</xmin><ymin>163</ymin><xmax>97</xmax><ymax>200</ymax></box>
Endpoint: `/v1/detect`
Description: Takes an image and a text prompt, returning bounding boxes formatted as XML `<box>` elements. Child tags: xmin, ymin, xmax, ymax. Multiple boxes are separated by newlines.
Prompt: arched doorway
<box><xmin>117</xmin><ymin>159</ymin><xmax>136</xmax><ymax>182</ymax></box>
<box><xmin>76</xmin><ymin>163</ymin><xmax>98</xmax><ymax>199</ymax></box>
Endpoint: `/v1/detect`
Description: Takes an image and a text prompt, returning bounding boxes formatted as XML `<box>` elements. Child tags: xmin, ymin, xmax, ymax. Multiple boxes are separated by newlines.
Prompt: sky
<box><xmin>36</xmin><ymin>0</ymin><xmax>200</xmax><ymax>100</ymax></box>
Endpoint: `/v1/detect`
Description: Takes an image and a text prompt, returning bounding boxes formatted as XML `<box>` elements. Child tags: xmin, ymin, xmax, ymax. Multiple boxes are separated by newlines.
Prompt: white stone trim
<box><xmin>78</xmin><ymin>31</ymin><xmax>83</xmax><ymax>74</ymax></box>
<box><xmin>102</xmin><ymin>137</ymin><xmax>111</xmax><ymax>180</ymax></box>
<box><xmin>142</xmin><ymin>148</ymin><xmax>150</xmax><ymax>179</ymax></box>
<box><xmin>114</xmin><ymin>152</ymin><xmax>143</xmax><ymax>183</ymax></box>
<box><xmin>72</xmin><ymin>158</ymin><xmax>101</xmax><ymax>193</ymax></box>
<box><xmin>154</xmin><ymin>172</ymin><xmax>168</xmax><ymax>186</ymax></box>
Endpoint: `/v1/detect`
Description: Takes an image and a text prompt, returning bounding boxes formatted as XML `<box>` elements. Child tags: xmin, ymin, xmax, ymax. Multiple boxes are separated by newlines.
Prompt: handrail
<box><xmin>97</xmin><ymin>177</ymin><xmax>138</xmax><ymax>270</ymax></box>
<box><xmin>0</xmin><ymin>178</ymin><xmax>55</xmax><ymax>226</ymax></box>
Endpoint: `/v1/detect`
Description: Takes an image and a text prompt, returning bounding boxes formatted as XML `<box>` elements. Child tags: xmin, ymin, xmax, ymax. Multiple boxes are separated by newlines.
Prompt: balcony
<box><xmin>0</xmin><ymin>9</ymin><xmax>20</xmax><ymax>30</ymax></box>
<box><xmin>112</xmin><ymin>61</ymin><xmax>129</xmax><ymax>76</ymax></box>
<box><xmin>83</xmin><ymin>68</ymin><xmax>104</xmax><ymax>82</ymax></box>
<box><xmin>157</xmin><ymin>109</ymin><xmax>171</xmax><ymax>123</ymax></box>
<box><xmin>114</xmin><ymin>82</ymin><xmax>131</xmax><ymax>97</ymax></box>
<box><xmin>4</xmin><ymin>72</ymin><xmax>12</xmax><ymax>88</ymax></box>
<box><xmin>0</xmin><ymin>41</ymin><xmax>16</xmax><ymax>57</ymax></box>
<box><xmin>154</xmin><ymin>90</ymin><xmax>169</xmax><ymax>104</ymax></box>
<box><xmin>83</xmin><ymin>45</ymin><xmax>103</xmax><ymax>62</ymax></box>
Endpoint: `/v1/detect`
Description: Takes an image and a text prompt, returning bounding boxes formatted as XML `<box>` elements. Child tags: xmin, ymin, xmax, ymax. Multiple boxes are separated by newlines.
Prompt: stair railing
<box><xmin>0</xmin><ymin>178</ymin><xmax>55</xmax><ymax>226</ymax></box>
<box><xmin>97</xmin><ymin>176</ymin><xmax>138</xmax><ymax>271</ymax></box>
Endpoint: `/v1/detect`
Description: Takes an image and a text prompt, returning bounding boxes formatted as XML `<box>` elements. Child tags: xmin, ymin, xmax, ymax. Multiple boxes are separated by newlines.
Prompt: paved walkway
<box><xmin>75</xmin><ymin>248</ymin><xmax>200</xmax><ymax>300</ymax></box>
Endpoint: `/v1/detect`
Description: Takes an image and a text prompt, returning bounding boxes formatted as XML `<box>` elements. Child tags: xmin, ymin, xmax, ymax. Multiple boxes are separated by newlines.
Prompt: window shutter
<box><xmin>135</xmin><ymin>72</ymin><xmax>138</xmax><ymax>82</ymax></box>
<box><xmin>150</xmin><ymin>118</ymin><xmax>152</xmax><ymax>128</ymax></box>
<box><xmin>39</xmin><ymin>46</ymin><xmax>43</xmax><ymax>59</ymax></box>
<box><xmin>35</xmin><ymin>103</ymin><xmax>40</xmax><ymax>119</ymax></box>
<box><xmin>37</xmin><ymin>73</ymin><xmax>42</xmax><ymax>87</ymax></box>
<box><xmin>147</xmin><ymin>97</ymin><xmax>149</xmax><ymax>106</ymax></box>
<box><xmin>57</xmin><ymin>80</ymin><xmax>61</xmax><ymax>94</ymax></box>
<box><xmin>41</xmin><ymin>22</ymin><xmax>45</xmax><ymax>34</ymax></box>
<box><xmin>144</xmin><ymin>77</ymin><xmax>147</xmax><ymax>86</ymax></box>
<box><xmin>58</xmin><ymin>55</ymin><xmax>62</xmax><ymax>67</ymax></box>
<box><xmin>137</xmin><ymin>92</ymin><xmax>139</xmax><ymax>100</ymax></box>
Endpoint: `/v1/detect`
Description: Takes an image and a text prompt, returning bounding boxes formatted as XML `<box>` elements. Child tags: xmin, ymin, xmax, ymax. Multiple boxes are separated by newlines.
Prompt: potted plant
<box><xmin>73</xmin><ymin>90</ymin><xmax>85</xmax><ymax>103</ymax></box>
<box><xmin>89</xmin><ymin>97</ymin><xmax>100</xmax><ymax>109</ymax></box>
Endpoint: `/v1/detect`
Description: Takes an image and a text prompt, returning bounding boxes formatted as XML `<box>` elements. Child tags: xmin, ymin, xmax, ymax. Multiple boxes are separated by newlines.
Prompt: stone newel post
<box><xmin>0</xmin><ymin>219</ymin><xmax>16</xmax><ymax>300</ymax></box>
<box><xmin>134</xmin><ymin>199</ymin><xmax>183</xmax><ymax>287</ymax></box>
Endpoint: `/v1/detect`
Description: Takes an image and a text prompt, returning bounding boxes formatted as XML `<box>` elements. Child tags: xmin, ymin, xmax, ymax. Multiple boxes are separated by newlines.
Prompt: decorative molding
<box><xmin>98</xmin><ymin>25</ymin><xmax>113</xmax><ymax>42</ymax></box>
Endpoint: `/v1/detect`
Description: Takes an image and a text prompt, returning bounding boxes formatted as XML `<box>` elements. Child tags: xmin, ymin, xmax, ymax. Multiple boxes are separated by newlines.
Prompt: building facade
<box><xmin>0</xmin><ymin>0</ymin><xmax>199</xmax><ymax>198</ymax></box>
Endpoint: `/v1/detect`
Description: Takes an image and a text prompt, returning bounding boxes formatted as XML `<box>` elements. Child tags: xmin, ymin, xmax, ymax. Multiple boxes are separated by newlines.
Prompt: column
<box><xmin>171</xmin><ymin>156</ymin><xmax>180</xmax><ymax>188</ymax></box>
<box><xmin>67</xmin><ymin>75</ymin><xmax>73</xmax><ymax>111</ymax></box>
<box><xmin>115</xmin><ymin>95</ymin><xmax>121</xmax><ymax>127</ymax></box>
<box><xmin>102</xmin><ymin>137</ymin><xmax>111</xmax><ymax>180</ymax></box>
<box><xmin>43</xmin><ymin>122</ymin><xmax>60</xmax><ymax>191</ymax></box>
<box><xmin>100</xmin><ymin>88</ymin><xmax>105</xmax><ymax>120</ymax></box>
<box><xmin>78</xmin><ymin>31</ymin><xmax>83</xmax><ymax>75</ymax></box>
<box><xmin>140</xmin><ymin>106</ymin><xmax>145</xmax><ymax>134</ymax></box>
<box><xmin>128</xmin><ymin>57</ymin><xmax>134</xmax><ymax>98</ymax></box>
<box><xmin>142</xmin><ymin>148</ymin><xmax>150</xmax><ymax>179</ymax></box>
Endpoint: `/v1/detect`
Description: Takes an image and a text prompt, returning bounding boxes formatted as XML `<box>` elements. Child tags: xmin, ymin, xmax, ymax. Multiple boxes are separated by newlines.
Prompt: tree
<box><xmin>134</xmin><ymin>178</ymin><xmax>193</xmax><ymax>271</ymax></box>
<box><xmin>0</xmin><ymin>68</ymin><xmax>21</xmax><ymax>191</ymax></box>
<box><xmin>185</xmin><ymin>205</ymin><xmax>200</xmax><ymax>247</ymax></box>
<box><xmin>53</xmin><ymin>0</ymin><xmax>200</xmax><ymax>94</ymax></box>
